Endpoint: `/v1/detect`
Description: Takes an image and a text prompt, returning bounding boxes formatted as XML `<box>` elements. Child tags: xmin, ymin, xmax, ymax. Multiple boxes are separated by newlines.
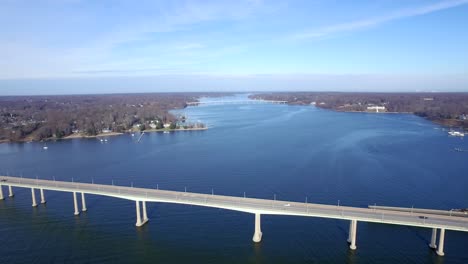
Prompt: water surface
<box><xmin>0</xmin><ymin>94</ymin><xmax>467</xmax><ymax>263</ymax></box>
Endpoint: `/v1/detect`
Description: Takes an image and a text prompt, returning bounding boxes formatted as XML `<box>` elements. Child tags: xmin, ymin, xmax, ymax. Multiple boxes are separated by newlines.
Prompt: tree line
<box><xmin>0</xmin><ymin>93</ymin><xmax>226</xmax><ymax>143</ymax></box>
<box><xmin>250</xmin><ymin>92</ymin><xmax>468</xmax><ymax>129</ymax></box>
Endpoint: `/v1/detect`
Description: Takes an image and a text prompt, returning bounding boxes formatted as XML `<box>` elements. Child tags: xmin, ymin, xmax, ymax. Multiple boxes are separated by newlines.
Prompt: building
<box><xmin>367</xmin><ymin>106</ymin><xmax>386</xmax><ymax>113</ymax></box>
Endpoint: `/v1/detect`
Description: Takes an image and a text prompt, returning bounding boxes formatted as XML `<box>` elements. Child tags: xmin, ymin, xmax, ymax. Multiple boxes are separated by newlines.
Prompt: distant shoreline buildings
<box><xmin>366</xmin><ymin>106</ymin><xmax>386</xmax><ymax>112</ymax></box>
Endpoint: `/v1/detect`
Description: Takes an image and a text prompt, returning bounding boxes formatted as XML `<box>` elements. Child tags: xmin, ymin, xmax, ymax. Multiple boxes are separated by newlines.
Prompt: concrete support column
<box><xmin>252</xmin><ymin>213</ymin><xmax>262</xmax><ymax>243</ymax></box>
<box><xmin>135</xmin><ymin>201</ymin><xmax>143</xmax><ymax>227</ymax></box>
<box><xmin>8</xmin><ymin>185</ymin><xmax>14</xmax><ymax>197</ymax></box>
<box><xmin>349</xmin><ymin>220</ymin><xmax>357</xmax><ymax>250</ymax></box>
<box><xmin>436</xmin><ymin>228</ymin><xmax>445</xmax><ymax>256</ymax></box>
<box><xmin>0</xmin><ymin>185</ymin><xmax>4</xmax><ymax>200</ymax></box>
<box><xmin>81</xmin><ymin>193</ymin><xmax>87</xmax><ymax>212</ymax></box>
<box><xmin>73</xmin><ymin>192</ymin><xmax>79</xmax><ymax>215</ymax></box>
<box><xmin>142</xmin><ymin>201</ymin><xmax>148</xmax><ymax>222</ymax></box>
<box><xmin>31</xmin><ymin>188</ymin><xmax>37</xmax><ymax>207</ymax></box>
<box><xmin>40</xmin><ymin>189</ymin><xmax>46</xmax><ymax>204</ymax></box>
<box><xmin>429</xmin><ymin>228</ymin><xmax>437</xmax><ymax>249</ymax></box>
<box><xmin>347</xmin><ymin>220</ymin><xmax>353</xmax><ymax>243</ymax></box>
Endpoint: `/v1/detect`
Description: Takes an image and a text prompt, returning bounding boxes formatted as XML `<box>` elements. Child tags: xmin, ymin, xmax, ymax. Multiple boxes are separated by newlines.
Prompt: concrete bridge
<box><xmin>1</xmin><ymin>175</ymin><xmax>467</xmax><ymax>257</ymax></box>
<box><xmin>186</xmin><ymin>100</ymin><xmax>288</xmax><ymax>106</ymax></box>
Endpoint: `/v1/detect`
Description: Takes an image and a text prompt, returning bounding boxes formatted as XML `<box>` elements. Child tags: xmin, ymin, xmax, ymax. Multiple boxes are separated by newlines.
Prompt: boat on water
<box><xmin>163</xmin><ymin>131</ymin><xmax>170</xmax><ymax>134</ymax></box>
<box><xmin>100</xmin><ymin>138</ymin><xmax>104</xmax><ymax>142</ymax></box>
<box><xmin>455</xmin><ymin>148</ymin><xmax>468</xmax><ymax>152</ymax></box>
<box><xmin>43</xmin><ymin>144</ymin><xmax>48</xmax><ymax>150</ymax></box>
<box><xmin>448</xmin><ymin>131</ymin><xmax>465</xmax><ymax>137</ymax></box>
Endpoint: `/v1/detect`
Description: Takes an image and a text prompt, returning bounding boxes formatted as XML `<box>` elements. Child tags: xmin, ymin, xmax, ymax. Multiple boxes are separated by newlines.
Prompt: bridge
<box><xmin>186</xmin><ymin>100</ymin><xmax>288</xmax><ymax>106</ymax></box>
<box><xmin>1</xmin><ymin>175</ymin><xmax>467</xmax><ymax>257</ymax></box>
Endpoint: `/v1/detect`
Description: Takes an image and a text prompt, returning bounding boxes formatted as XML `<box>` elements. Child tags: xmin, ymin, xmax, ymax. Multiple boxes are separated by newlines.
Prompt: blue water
<box><xmin>0</xmin><ymin>94</ymin><xmax>467</xmax><ymax>263</ymax></box>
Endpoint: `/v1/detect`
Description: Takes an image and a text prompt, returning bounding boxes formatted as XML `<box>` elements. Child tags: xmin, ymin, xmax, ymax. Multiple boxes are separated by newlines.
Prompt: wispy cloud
<box><xmin>1</xmin><ymin>0</ymin><xmax>467</xmax><ymax>81</ymax></box>
<box><xmin>292</xmin><ymin>0</ymin><xmax>468</xmax><ymax>40</ymax></box>
<box><xmin>0</xmin><ymin>0</ymin><xmax>264</xmax><ymax>79</ymax></box>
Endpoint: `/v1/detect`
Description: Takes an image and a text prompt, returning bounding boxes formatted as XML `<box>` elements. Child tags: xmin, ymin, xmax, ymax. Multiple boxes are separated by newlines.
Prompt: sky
<box><xmin>0</xmin><ymin>0</ymin><xmax>467</xmax><ymax>95</ymax></box>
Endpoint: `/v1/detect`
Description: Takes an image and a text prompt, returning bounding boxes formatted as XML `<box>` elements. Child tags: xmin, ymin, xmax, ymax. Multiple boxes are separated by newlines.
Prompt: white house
<box><xmin>367</xmin><ymin>106</ymin><xmax>386</xmax><ymax>113</ymax></box>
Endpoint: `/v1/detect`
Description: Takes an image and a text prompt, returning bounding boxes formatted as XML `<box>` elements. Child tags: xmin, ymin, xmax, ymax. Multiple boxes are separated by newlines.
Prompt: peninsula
<box><xmin>0</xmin><ymin>93</ymin><xmax>226</xmax><ymax>143</ymax></box>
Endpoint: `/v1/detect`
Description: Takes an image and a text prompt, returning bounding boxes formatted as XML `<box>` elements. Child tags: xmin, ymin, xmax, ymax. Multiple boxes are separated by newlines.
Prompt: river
<box><xmin>0</xmin><ymin>94</ymin><xmax>467</xmax><ymax>263</ymax></box>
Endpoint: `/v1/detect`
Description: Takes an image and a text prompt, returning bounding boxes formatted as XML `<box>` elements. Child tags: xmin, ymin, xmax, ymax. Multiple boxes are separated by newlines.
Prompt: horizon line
<box><xmin>2</xmin><ymin>91</ymin><xmax>468</xmax><ymax>97</ymax></box>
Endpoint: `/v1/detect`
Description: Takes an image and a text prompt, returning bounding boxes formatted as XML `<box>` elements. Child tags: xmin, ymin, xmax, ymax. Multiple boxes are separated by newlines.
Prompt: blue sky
<box><xmin>1</xmin><ymin>0</ymin><xmax>467</xmax><ymax>95</ymax></box>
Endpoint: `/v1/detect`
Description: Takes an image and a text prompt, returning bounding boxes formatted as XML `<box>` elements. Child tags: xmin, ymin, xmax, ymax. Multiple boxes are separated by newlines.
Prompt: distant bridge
<box><xmin>186</xmin><ymin>100</ymin><xmax>288</xmax><ymax>106</ymax></box>
<box><xmin>1</xmin><ymin>175</ymin><xmax>467</xmax><ymax>257</ymax></box>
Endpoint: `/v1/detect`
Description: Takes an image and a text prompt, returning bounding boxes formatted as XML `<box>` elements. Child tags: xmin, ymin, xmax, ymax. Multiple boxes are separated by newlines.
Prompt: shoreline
<box><xmin>63</xmin><ymin>132</ymin><xmax>124</xmax><ymax>139</ymax></box>
<box><xmin>142</xmin><ymin>127</ymin><xmax>208</xmax><ymax>133</ymax></box>
<box><xmin>249</xmin><ymin>93</ymin><xmax>468</xmax><ymax>130</ymax></box>
<box><xmin>0</xmin><ymin>127</ymin><xmax>208</xmax><ymax>144</ymax></box>
<box><xmin>325</xmin><ymin>109</ymin><xmax>414</xmax><ymax>114</ymax></box>
<box><xmin>58</xmin><ymin>127</ymin><xmax>209</xmax><ymax>141</ymax></box>
<box><xmin>319</xmin><ymin>107</ymin><xmax>465</xmax><ymax>129</ymax></box>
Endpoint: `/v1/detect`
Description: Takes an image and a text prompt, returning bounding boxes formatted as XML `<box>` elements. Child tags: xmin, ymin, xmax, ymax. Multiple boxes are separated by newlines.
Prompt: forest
<box><xmin>0</xmin><ymin>93</ymin><xmax>224</xmax><ymax>143</ymax></box>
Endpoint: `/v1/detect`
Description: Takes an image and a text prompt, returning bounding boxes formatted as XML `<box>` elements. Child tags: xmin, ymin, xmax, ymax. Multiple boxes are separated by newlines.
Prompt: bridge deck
<box><xmin>1</xmin><ymin>176</ymin><xmax>468</xmax><ymax>232</ymax></box>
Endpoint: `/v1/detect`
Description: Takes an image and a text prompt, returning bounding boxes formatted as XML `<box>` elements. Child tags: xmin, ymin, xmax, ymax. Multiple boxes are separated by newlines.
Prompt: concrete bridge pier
<box><xmin>40</xmin><ymin>188</ymin><xmax>46</xmax><ymax>204</ymax></box>
<box><xmin>31</xmin><ymin>188</ymin><xmax>37</xmax><ymax>207</ymax></box>
<box><xmin>436</xmin><ymin>228</ymin><xmax>445</xmax><ymax>256</ymax></box>
<box><xmin>349</xmin><ymin>220</ymin><xmax>357</xmax><ymax>250</ymax></box>
<box><xmin>142</xmin><ymin>201</ymin><xmax>148</xmax><ymax>222</ymax></box>
<box><xmin>135</xmin><ymin>201</ymin><xmax>149</xmax><ymax>227</ymax></box>
<box><xmin>347</xmin><ymin>221</ymin><xmax>353</xmax><ymax>243</ymax></box>
<box><xmin>8</xmin><ymin>185</ymin><xmax>14</xmax><ymax>197</ymax></box>
<box><xmin>0</xmin><ymin>185</ymin><xmax>3</xmax><ymax>200</ymax></box>
<box><xmin>135</xmin><ymin>201</ymin><xmax>142</xmax><ymax>226</ymax></box>
<box><xmin>429</xmin><ymin>228</ymin><xmax>437</xmax><ymax>249</ymax></box>
<box><xmin>252</xmin><ymin>213</ymin><xmax>262</xmax><ymax>243</ymax></box>
<box><xmin>73</xmin><ymin>192</ymin><xmax>79</xmax><ymax>215</ymax></box>
<box><xmin>81</xmin><ymin>193</ymin><xmax>87</xmax><ymax>212</ymax></box>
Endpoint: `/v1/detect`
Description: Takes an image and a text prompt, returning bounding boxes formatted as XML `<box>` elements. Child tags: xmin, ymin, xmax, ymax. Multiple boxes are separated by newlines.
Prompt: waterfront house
<box><xmin>367</xmin><ymin>106</ymin><xmax>386</xmax><ymax>113</ymax></box>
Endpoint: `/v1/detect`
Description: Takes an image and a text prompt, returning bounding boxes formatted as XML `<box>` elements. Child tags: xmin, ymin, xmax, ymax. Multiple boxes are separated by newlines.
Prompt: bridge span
<box><xmin>1</xmin><ymin>175</ymin><xmax>467</xmax><ymax>257</ymax></box>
